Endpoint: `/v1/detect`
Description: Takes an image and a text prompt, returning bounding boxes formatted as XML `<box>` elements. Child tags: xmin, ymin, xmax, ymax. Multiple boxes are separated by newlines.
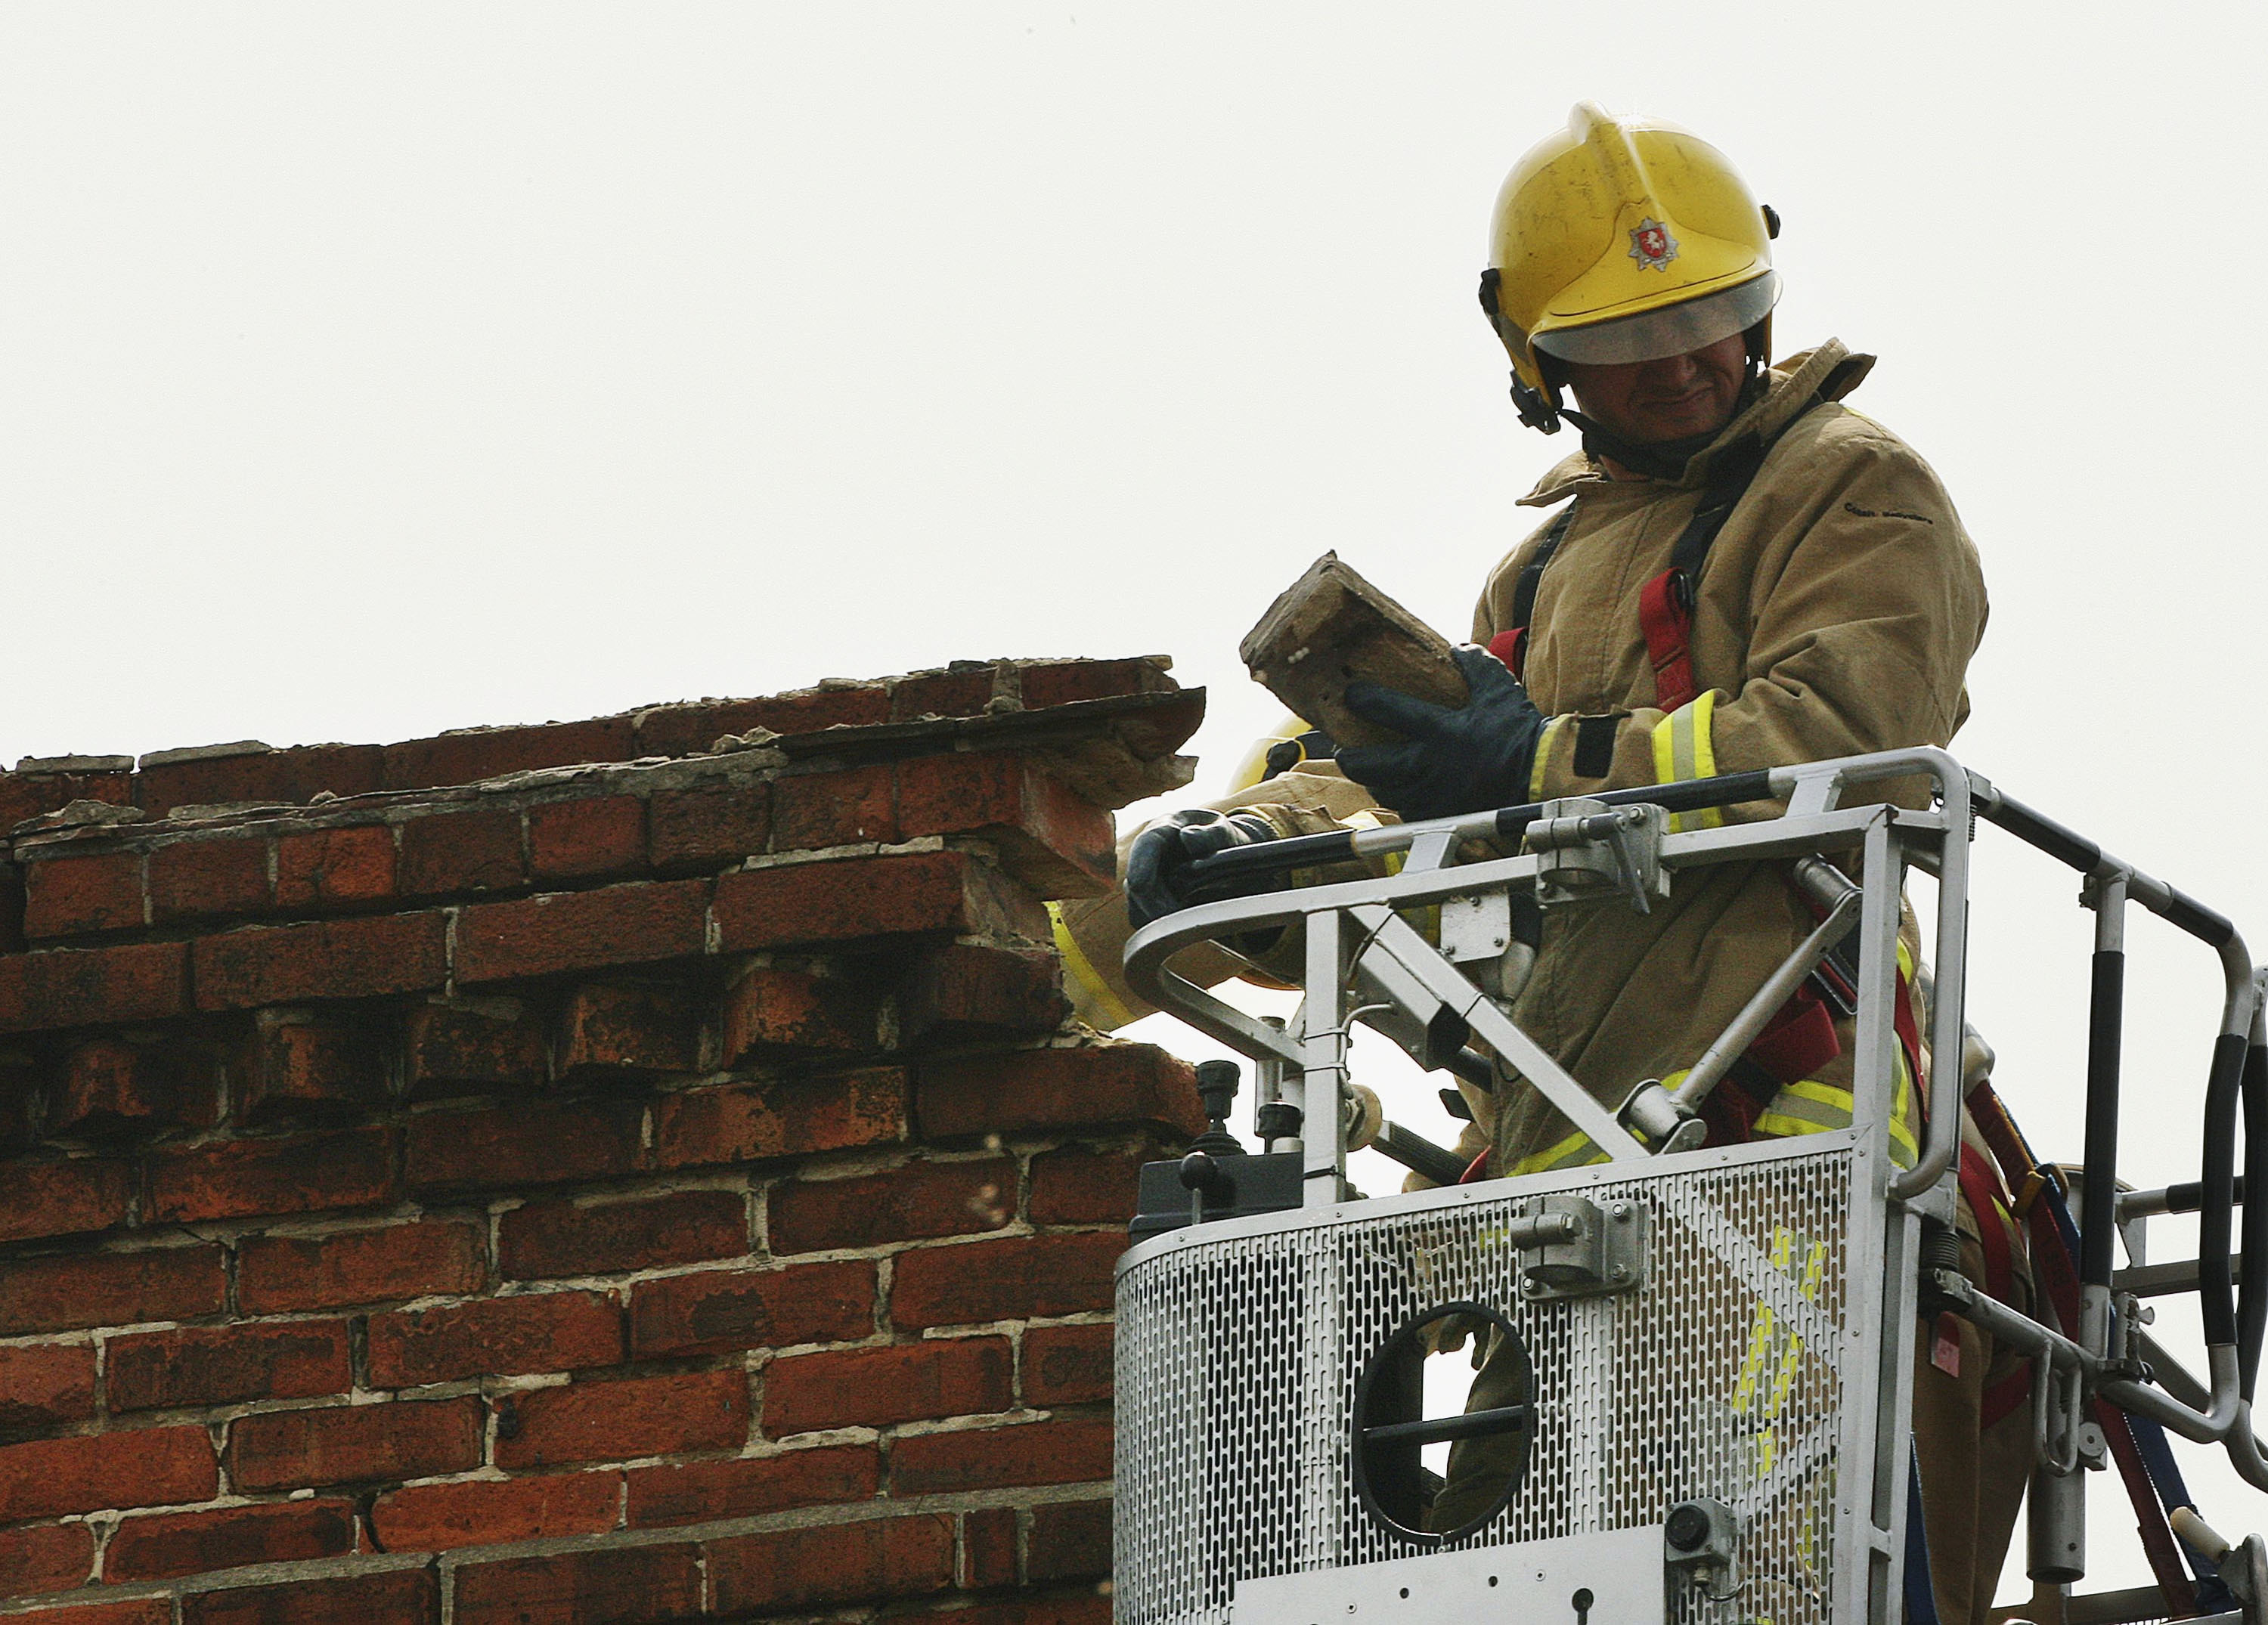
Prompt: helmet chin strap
<box><xmin>1554</xmin><ymin>363</ymin><xmax>1770</xmax><ymax>483</ymax></box>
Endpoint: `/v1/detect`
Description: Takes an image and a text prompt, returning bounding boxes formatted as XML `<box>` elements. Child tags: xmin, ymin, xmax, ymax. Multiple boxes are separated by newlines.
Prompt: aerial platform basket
<box><xmin>1114</xmin><ymin>748</ymin><xmax>2268</xmax><ymax>1625</ymax></box>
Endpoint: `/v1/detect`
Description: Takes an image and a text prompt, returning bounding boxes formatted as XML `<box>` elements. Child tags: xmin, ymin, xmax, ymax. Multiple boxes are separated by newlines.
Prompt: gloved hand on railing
<box><xmin>1336</xmin><ymin>645</ymin><xmax>1550</xmax><ymax>823</ymax></box>
<box><xmin>1125</xmin><ymin>809</ymin><xmax>1288</xmax><ymax>930</ymax></box>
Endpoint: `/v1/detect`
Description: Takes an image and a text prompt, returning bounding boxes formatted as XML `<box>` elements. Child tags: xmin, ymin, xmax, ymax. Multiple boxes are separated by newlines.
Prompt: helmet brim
<box><xmin>1532</xmin><ymin>272</ymin><xmax>1780</xmax><ymax>367</ymax></box>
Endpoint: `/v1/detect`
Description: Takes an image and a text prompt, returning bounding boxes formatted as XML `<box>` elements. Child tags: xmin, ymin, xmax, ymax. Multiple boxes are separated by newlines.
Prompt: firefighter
<box><xmin>1060</xmin><ymin>104</ymin><xmax>2030</xmax><ymax>1621</ymax></box>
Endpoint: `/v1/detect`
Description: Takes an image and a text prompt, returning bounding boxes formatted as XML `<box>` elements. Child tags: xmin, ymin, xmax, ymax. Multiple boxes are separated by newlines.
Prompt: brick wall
<box><xmin>0</xmin><ymin>658</ymin><xmax>1205</xmax><ymax>1624</ymax></box>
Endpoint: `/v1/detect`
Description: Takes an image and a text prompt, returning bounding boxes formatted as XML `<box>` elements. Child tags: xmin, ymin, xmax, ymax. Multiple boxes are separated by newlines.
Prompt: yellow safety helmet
<box><xmin>1479</xmin><ymin>102</ymin><xmax>1780</xmax><ymax>434</ymax></box>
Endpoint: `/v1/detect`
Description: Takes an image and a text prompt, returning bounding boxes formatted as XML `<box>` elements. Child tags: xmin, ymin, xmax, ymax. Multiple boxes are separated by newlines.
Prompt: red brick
<box><xmin>634</xmin><ymin>689</ymin><xmax>891</xmax><ymax>757</ymax></box>
<box><xmin>455</xmin><ymin>878</ymin><xmax>708</xmax><ymax>985</ymax></box>
<box><xmin>773</xmin><ymin>763</ymin><xmax>898</xmax><ymax>850</ymax></box>
<box><xmin>149</xmin><ymin>1125</ymin><xmax>395</xmax><ymax>1222</ymax></box>
<box><xmin>0</xmin><ymin>1424</ymin><xmax>217</xmax><ymax>1521</ymax></box>
<box><xmin>0</xmin><ymin>766</ymin><xmax>132</xmax><ymax>831</ymax></box>
<box><xmin>899</xmin><ymin>943</ymin><xmax>1067</xmax><ymax>1042</ymax></box>
<box><xmin>961</xmin><ymin>1504</ymin><xmax>1018</xmax><ymax>1588</ymax></box>
<box><xmin>405</xmin><ymin>1097</ymin><xmax>644</xmax><ymax>1196</ymax></box>
<box><xmin>712</xmin><ymin>1505</ymin><xmax>953</xmax><ymax>1614</ymax></box>
<box><xmin>1028</xmin><ymin>1497</ymin><xmax>1112</xmax><ymax>1582</ymax></box>
<box><xmin>0</xmin><ymin>1053</ymin><xmax>38</xmax><ymax>1155</ymax></box>
<box><xmin>106</xmin><ymin>1497</ymin><xmax>356</xmax><ymax>1581</ymax></box>
<box><xmin>0</xmin><ymin>1519</ymin><xmax>94</xmax><ymax>1595</ymax></box>
<box><xmin>647</xmin><ymin>779</ymin><xmax>770</xmax><ymax>872</ymax></box>
<box><xmin>499</xmin><ymin>1190</ymin><xmax>745</xmax><ymax>1280</ymax></box>
<box><xmin>370</xmin><ymin>1470</ymin><xmax>621</xmax><ymax>1552</ymax></box>
<box><xmin>890</xmin><ymin>1415</ymin><xmax>1114</xmax><ymax>1496</ymax></box>
<box><xmin>624</xmin><ymin>1441</ymin><xmax>876</xmax><ymax>1528</ymax></box>
<box><xmin>5</xmin><ymin>1600</ymin><xmax>170</xmax><ymax>1625</ymax></box>
<box><xmin>191</xmin><ymin>912</ymin><xmax>447</xmax><ymax>1011</ymax></box>
<box><xmin>0</xmin><ymin>1342</ymin><xmax>98</xmax><ymax>1438</ymax></box>
<box><xmin>556</xmin><ymin>980</ymin><xmax>700</xmax><ymax>1078</ymax></box>
<box><xmin>369</xmin><ymin>1289</ymin><xmax>622</xmax><ymax>1387</ymax></box>
<box><xmin>714</xmin><ymin>850</ymin><xmax>1015</xmax><ymax>951</ymax></box>
<box><xmin>0</xmin><ymin>1245</ymin><xmax>225</xmax><ymax>1336</ymax></box>
<box><xmin>240</xmin><ymin>1011</ymin><xmax>386</xmax><ymax>1121</ymax></box>
<box><xmin>181</xmin><ymin>1568</ymin><xmax>438</xmax><ymax>1625</ymax></box>
<box><xmin>381</xmin><ymin>716</ymin><xmax>637</xmax><ymax>792</ymax></box>
<box><xmin>109</xmin><ymin>1319</ymin><xmax>352</xmax><ymax>1411</ymax></box>
<box><xmin>1018</xmin><ymin>656</ymin><xmax>1171</xmax><ymax>708</ymax></box>
<box><xmin>1022</xmin><ymin>1323</ymin><xmax>1114</xmax><ymax>1407</ymax></box>
<box><xmin>764</xmin><ymin>1337</ymin><xmax>1011</xmax><ymax>1436</ymax></box>
<box><xmin>629</xmin><ymin>1258</ymin><xmax>874</xmax><ymax>1359</ymax></box>
<box><xmin>238</xmin><ymin>1220</ymin><xmax>485</xmax><ymax>1314</ymax></box>
<box><xmin>496</xmin><ymin>1369</ymin><xmax>747</xmax><ymax>1470</ymax></box>
<box><xmin>452</xmin><ymin>1541</ymin><xmax>697</xmax><ymax>1625</ymax></box>
<box><xmin>51</xmin><ymin>1037</ymin><xmax>215</xmax><ymax>1138</ymax></box>
<box><xmin>652</xmin><ymin>1067</ymin><xmax>906</xmax><ymax>1170</ymax></box>
<box><xmin>528</xmin><ymin>794</ymin><xmax>646</xmax><ymax>881</ymax></box>
<box><xmin>147</xmin><ymin>834</ymin><xmax>271</xmax><ymax>924</ymax></box>
<box><xmin>720</xmin><ymin>961</ymin><xmax>878</xmax><ymax>1060</ymax></box>
<box><xmin>894</xmin><ymin>753</ymin><xmax>1114</xmax><ymax>895</ymax></box>
<box><xmin>768</xmin><ymin>1157</ymin><xmax>1015</xmax><ymax>1255</ymax></box>
<box><xmin>1029</xmin><ymin>1144</ymin><xmax>1154</xmax><ymax>1227</ymax></box>
<box><xmin>920</xmin><ymin>1043</ymin><xmax>1203</xmax><ymax>1140</ymax></box>
<box><xmin>891</xmin><ymin>667</ymin><xmax>999</xmax><ymax>722</ymax></box>
<box><xmin>21</xmin><ymin>849</ymin><xmax>143</xmax><ymax>937</ymax></box>
<box><xmin>402</xmin><ymin>997</ymin><xmax>544</xmax><ymax>1097</ymax></box>
<box><xmin>707</xmin><ymin>1512</ymin><xmax>954</xmax><ymax>1614</ymax></box>
<box><xmin>136</xmin><ymin>741</ymin><xmax>383</xmax><ymax>820</ymax></box>
<box><xmin>0</xmin><ymin>940</ymin><xmax>189</xmax><ymax>1033</ymax></box>
<box><xmin>396</xmin><ymin>805</ymin><xmax>523</xmax><ymax>897</ymax></box>
<box><xmin>228</xmin><ymin>1397</ymin><xmax>482</xmax><ymax>1490</ymax></box>
<box><xmin>0</xmin><ymin>1156</ymin><xmax>133</xmax><ymax>1244</ymax></box>
<box><xmin>274</xmin><ymin>822</ymin><xmax>395</xmax><ymax>909</ymax></box>
<box><xmin>892</xmin><ymin>1233</ymin><xmax>1123</xmax><ymax>1329</ymax></box>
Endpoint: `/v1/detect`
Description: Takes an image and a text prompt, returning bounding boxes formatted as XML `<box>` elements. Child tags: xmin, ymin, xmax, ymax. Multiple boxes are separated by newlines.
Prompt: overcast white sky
<box><xmin>5</xmin><ymin>1</ymin><xmax>2266</xmax><ymax>1590</ymax></box>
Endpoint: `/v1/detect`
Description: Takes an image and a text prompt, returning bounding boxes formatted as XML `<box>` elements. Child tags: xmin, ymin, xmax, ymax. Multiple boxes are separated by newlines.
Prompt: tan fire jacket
<box><xmin>1472</xmin><ymin>339</ymin><xmax>1986</xmax><ymax>1170</ymax></box>
<box><xmin>1059</xmin><ymin>339</ymin><xmax>1988</xmax><ymax>1175</ymax></box>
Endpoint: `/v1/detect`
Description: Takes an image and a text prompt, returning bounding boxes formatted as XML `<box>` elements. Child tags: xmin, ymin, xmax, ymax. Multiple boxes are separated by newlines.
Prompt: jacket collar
<box><xmin>1517</xmin><ymin>339</ymin><xmax>1876</xmax><ymax>507</ymax></box>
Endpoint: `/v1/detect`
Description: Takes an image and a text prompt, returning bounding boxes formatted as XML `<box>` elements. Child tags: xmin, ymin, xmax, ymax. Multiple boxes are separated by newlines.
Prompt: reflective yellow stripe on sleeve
<box><xmin>1648</xmin><ymin>689</ymin><xmax>1723</xmax><ymax>831</ymax></box>
<box><xmin>1529</xmin><ymin>716</ymin><xmax>1569</xmax><ymax>801</ymax></box>
<box><xmin>1047</xmin><ymin>900</ymin><xmax>1136</xmax><ymax>1031</ymax></box>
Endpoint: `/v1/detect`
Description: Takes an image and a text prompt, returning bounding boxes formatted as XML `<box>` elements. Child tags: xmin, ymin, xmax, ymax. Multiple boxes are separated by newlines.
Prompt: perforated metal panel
<box><xmin>1114</xmin><ymin>1141</ymin><xmax>1861</xmax><ymax>1625</ymax></box>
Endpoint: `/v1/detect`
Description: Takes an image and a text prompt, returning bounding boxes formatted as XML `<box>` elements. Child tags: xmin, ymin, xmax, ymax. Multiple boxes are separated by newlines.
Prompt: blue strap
<box><xmin>1905</xmin><ymin>1448</ymin><xmax>1940</xmax><ymax>1625</ymax></box>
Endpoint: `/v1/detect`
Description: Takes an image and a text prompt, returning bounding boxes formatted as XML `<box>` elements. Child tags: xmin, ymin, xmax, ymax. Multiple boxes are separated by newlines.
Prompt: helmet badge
<box><xmin>1628</xmin><ymin>218</ymin><xmax>1679</xmax><ymax>271</ymax></box>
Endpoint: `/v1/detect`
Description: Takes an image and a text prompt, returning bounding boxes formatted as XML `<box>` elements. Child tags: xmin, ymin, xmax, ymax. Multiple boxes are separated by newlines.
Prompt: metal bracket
<box><xmin>1519</xmin><ymin>1193</ymin><xmax>1648</xmax><ymax>1301</ymax></box>
<box><xmin>1526</xmin><ymin>798</ymin><xmax>1669</xmax><ymax>913</ymax></box>
<box><xmin>1439</xmin><ymin>887</ymin><xmax>1512</xmax><ymax>964</ymax></box>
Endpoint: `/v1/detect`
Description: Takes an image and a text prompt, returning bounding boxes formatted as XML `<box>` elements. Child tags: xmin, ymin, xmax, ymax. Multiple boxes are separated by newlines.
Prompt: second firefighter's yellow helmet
<box><xmin>1480</xmin><ymin>102</ymin><xmax>1780</xmax><ymax>432</ymax></box>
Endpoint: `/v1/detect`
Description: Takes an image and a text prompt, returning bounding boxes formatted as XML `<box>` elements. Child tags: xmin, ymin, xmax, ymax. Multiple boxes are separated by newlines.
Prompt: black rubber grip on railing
<box><xmin>2160</xmin><ymin>1175</ymin><xmax>2248</xmax><ymax>1215</ymax></box>
<box><xmin>2200</xmin><ymin>1032</ymin><xmax>2249</xmax><ymax>1347</ymax></box>
<box><xmin>1185</xmin><ymin>828</ymin><xmax>1357</xmax><ymax>890</ymax></box>
<box><xmin>2164</xmin><ymin>890</ymin><xmax>2239</xmax><ymax>949</ymax></box>
<box><xmin>1980</xmin><ymin>794</ymin><xmax>2102</xmax><ymax>874</ymax></box>
<box><xmin>2242</xmin><ymin>1044</ymin><xmax>2268</xmax><ymax>1399</ymax></box>
<box><xmin>2081</xmin><ymin>949</ymin><xmax>2125</xmax><ymax>1292</ymax></box>
<box><xmin>1363</xmin><ymin>1404</ymin><xmax>1532</xmax><ymax>1448</ymax></box>
<box><xmin>1492</xmin><ymin>769</ymin><xmax>1777</xmax><ymax>842</ymax></box>
<box><xmin>1373</xmin><ymin>1122</ymin><xmax>1473</xmax><ymax>1188</ymax></box>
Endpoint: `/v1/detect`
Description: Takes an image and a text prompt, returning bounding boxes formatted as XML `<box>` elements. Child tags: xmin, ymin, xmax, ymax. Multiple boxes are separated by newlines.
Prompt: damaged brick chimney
<box><xmin>0</xmin><ymin>657</ymin><xmax>1204</xmax><ymax>1624</ymax></box>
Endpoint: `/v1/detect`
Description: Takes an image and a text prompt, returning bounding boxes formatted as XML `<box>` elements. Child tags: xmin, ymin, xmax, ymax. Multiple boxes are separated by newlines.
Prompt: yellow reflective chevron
<box><xmin>1648</xmin><ymin>689</ymin><xmax>1723</xmax><ymax>831</ymax></box>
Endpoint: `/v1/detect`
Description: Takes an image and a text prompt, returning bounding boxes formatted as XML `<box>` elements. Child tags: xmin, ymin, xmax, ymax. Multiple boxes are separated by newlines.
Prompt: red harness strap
<box><xmin>1637</xmin><ymin>568</ymin><xmax>1701</xmax><ymax>712</ymax></box>
<box><xmin>1487</xmin><ymin>627</ymin><xmax>1525</xmax><ymax>678</ymax></box>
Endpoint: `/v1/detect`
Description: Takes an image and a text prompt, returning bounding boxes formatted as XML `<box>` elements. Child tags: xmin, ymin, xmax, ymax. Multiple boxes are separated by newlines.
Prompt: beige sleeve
<box><xmin>1052</xmin><ymin>763</ymin><xmax>1391</xmax><ymax>1032</ymax></box>
<box><xmin>1528</xmin><ymin>435</ymin><xmax>1986</xmax><ymax>806</ymax></box>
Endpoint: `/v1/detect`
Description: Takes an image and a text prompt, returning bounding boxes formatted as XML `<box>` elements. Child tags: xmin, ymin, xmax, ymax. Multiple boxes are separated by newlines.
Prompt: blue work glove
<box><xmin>1125</xmin><ymin>809</ymin><xmax>1287</xmax><ymax>931</ymax></box>
<box><xmin>1336</xmin><ymin>645</ymin><xmax>1551</xmax><ymax>822</ymax></box>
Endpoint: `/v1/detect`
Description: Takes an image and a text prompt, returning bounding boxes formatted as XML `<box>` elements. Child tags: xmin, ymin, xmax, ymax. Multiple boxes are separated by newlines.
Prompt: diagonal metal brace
<box><xmin>1346</xmin><ymin>904</ymin><xmax>1650</xmax><ymax>1162</ymax></box>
